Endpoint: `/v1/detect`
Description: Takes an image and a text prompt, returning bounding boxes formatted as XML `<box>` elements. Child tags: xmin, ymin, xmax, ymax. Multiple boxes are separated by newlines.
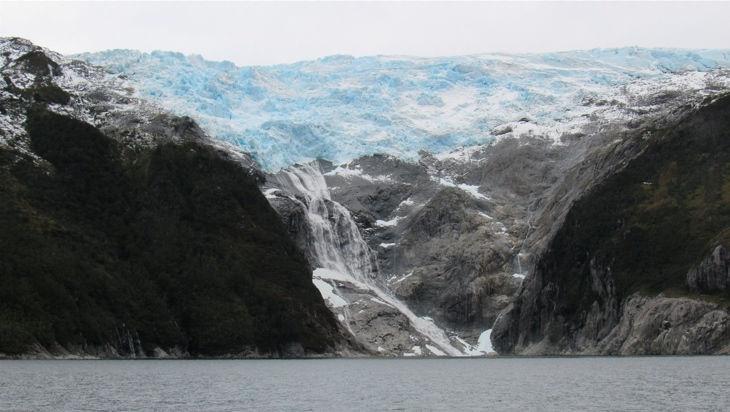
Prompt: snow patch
<box><xmin>325</xmin><ymin>164</ymin><xmax>392</xmax><ymax>183</ymax></box>
<box><xmin>425</xmin><ymin>344</ymin><xmax>447</xmax><ymax>357</ymax></box>
<box><xmin>263</xmin><ymin>188</ymin><xmax>280</xmax><ymax>199</ymax></box>
<box><xmin>375</xmin><ymin>217</ymin><xmax>401</xmax><ymax>227</ymax></box>
<box><xmin>312</xmin><ymin>278</ymin><xmax>348</xmax><ymax>308</ymax></box>
<box><xmin>399</xmin><ymin>198</ymin><xmax>415</xmax><ymax>207</ymax></box>
<box><xmin>392</xmin><ymin>271</ymin><xmax>415</xmax><ymax>284</ymax></box>
<box><xmin>434</xmin><ymin>145</ymin><xmax>482</xmax><ymax>162</ymax></box>
<box><xmin>313</xmin><ymin>267</ymin><xmax>368</xmax><ymax>290</ymax></box>
<box><xmin>433</xmin><ymin>177</ymin><xmax>490</xmax><ymax>200</ymax></box>
<box><xmin>476</xmin><ymin>329</ymin><xmax>496</xmax><ymax>354</ymax></box>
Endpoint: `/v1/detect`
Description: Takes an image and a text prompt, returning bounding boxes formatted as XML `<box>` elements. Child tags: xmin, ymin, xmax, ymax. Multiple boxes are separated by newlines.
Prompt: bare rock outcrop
<box><xmin>597</xmin><ymin>294</ymin><xmax>730</xmax><ymax>355</ymax></box>
<box><xmin>687</xmin><ymin>245</ymin><xmax>730</xmax><ymax>293</ymax></box>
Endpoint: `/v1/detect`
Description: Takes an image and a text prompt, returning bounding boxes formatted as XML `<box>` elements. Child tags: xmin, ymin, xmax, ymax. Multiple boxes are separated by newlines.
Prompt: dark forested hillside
<box><xmin>0</xmin><ymin>107</ymin><xmax>342</xmax><ymax>357</ymax></box>
<box><xmin>493</xmin><ymin>94</ymin><xmax>730</xmax><ymax>354</ymax></box>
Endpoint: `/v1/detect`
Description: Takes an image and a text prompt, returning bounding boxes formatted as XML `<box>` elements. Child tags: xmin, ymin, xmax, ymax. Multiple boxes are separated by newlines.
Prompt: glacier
<box><xmin>76</xmin><ymin>48</ymin><xmax>730</xmax><ymax>170</ymax></box>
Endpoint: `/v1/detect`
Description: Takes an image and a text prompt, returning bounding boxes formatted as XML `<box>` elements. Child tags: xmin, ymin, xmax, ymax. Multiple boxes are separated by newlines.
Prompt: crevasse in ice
<box><xmin>77</xmin><ymin>48</ymin><xmax>730</xmax><ymax>170</ymax></box>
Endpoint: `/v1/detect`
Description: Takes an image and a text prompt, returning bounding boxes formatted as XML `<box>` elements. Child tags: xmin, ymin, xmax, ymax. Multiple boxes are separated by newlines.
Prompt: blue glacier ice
<box><xmin>76</xmin><ymin>48</ymin><xmax>730</xmax><ymax>170</ymax></box>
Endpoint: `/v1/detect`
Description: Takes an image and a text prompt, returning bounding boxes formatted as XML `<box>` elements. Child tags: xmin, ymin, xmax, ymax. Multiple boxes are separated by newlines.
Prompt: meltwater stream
<box><xmin>271</xmin><ymin>163</ymin><xmax>464</xmax><ymax>356</ymax></box>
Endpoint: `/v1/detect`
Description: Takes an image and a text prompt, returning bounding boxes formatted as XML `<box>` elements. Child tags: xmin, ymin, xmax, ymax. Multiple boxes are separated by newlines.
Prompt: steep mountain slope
<box><xmin>0</xmin><ymin>38</ymin><xmax>346</xmax><ymax>358</ymax></box>
<box><xmin>492</xmin><ymin>94</ymin><xmax>730</xmax><ymax>355</ymax></box>
<box><xmin>78</xmin><ymin>44</ymin><xmax>730</xmax><ymax>356</ymax></box>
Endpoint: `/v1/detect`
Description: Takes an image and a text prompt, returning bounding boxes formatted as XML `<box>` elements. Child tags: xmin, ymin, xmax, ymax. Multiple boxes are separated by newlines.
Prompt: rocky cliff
<box><xmin>0</xmin><ymin>38</ymin><xmax>348</xmax><ymax>358</ymax></box>
<box><xmin>492</xmin><ymin>94</ymin><xmax>730</xmax><ymax>355</ymax></box>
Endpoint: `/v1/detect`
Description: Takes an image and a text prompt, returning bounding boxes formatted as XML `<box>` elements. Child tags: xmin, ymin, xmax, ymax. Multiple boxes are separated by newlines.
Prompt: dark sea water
<box><xmin>0</xmin><ymin>357</ymin><xmax>728</xmax><ymax>411</ymax></box>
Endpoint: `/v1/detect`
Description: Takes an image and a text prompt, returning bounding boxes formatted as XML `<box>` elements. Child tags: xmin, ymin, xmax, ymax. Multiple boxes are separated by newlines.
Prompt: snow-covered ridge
<box><xmin>1</xmin><ymin>37</ymin><xmax>256</xmax><ymax>168</ymax></box>
<box><xmin>1</xmin><ymin>37</ymin><xmax>161</xmax><ymax>149</ymax></box>
<box><xmin>76</xmin><ymin>47</ymin><xmax>730</xmax><ymax>171</ymax></box>
<box><xmin>0</xmin><ymin>36</ymin><xmax>208</xmax><ymax>163</ymax></box>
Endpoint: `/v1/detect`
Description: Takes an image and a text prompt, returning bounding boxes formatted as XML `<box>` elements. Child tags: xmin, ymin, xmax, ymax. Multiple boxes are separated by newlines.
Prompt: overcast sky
<box><xmin>1</xmin><ymin>1</ymin><xmax>729</xmax><ymax>66</ymax></box>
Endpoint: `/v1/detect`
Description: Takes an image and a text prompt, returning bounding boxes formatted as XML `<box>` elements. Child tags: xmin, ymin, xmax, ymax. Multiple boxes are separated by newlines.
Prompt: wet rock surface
<box><xmin>597</xmin><ymin>294</ymin><xmax>730</xmax><ymax>355</ymax></box>
<box><xmin>313</xmin><ymin>75</ymin><xmax>730</xmax><ymax>355</ymax></box>
<box><xmin>687</xmin><ymin>245</ymin><xmax>730</xmax><ymax>293</ymax></box>
<box><xmin>493</xmin><ymin>94</ymin><xmax>730</xmax><ymax>355</ymax></box>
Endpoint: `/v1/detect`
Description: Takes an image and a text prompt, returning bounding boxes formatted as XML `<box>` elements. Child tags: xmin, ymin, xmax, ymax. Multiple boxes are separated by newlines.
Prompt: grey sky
<box><xmin>1</xmin><ymin>1</ymin><xmax>729</xmax><ymax>66</ymax></box>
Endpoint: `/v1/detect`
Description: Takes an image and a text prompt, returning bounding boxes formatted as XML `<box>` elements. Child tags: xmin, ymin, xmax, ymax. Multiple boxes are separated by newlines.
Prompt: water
<box><xmin>1</xmin><ymin>357</ymin><xmax>728</xmax><ymax>411</ymax></box>
<box><xmin>271</xmin><ymin>163</ymin><xmax>463</xmax><ymax>356</ymax></box>
<box><xmin>273</xmin><ymin>163</ymin><xmax>375</xmax><ymax>277</ymax></box>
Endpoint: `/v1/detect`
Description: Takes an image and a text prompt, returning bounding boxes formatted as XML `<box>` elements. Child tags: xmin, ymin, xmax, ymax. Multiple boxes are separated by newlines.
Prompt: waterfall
<box><xmin>271</xmin><ymin>162</ymin><xmax>464</xmax><ymax>356</ymax></box>
<box><xmin>273</xmin><ymin>162</ymin><xmax>375</xmax><ymax>277</ymax></box>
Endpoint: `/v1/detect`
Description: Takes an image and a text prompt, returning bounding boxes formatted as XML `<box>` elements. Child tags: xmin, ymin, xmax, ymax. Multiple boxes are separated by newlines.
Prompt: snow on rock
<box><xmin>324</xmin><ymin>164</ymin><xmax>392</xmax><ymax>183</ymax></box>
<box><xmin>313</xmin><ymin>267</ymin><xmax>367</xmax><ymax>289</ymax></box>
<box><xmin>397</xmin><ymin>198</ymin><xmax>415</xmax><ymax>208</ymax></box>
<box><xmin>389</xmin><ymin>271</ymin><xmax>415</xmax><ymax>285</ymax></box>
<box><xmin>453</xmin><ymin>330</ymin><xmax>497</xmax><ymax>356</ymax></box>
<box><xmin>425</xmin><ymin>344</ymin><xmax>447</xmax><ymax>357</ymax></box>
<box><xmin>312</xmin><ymin>278</ymin><xmax>348</xmax><ymax>308</ymax></box>
<box><xmin>476</xmin><ymin>329</ymin><xmax>496</xmax><ymax>355</ymax></box>
<box><xmin>432</xmin><ymin>176</ymin><xmax>490</xmax><ymax>200</ymax></box>
<box><xmin>457</xmin><ymin>184</ymin><xmax>490</xmax><ymax>201</ymax></box>
<box><xmin>403</xmin><ymin>345</ymin><xmax>423</xmax><ymax>357</ymax></box>
<box><xmin>375</xmin><ymin>217</ymin><xmax>401</xmax><ymax>227</ymax></box>
<box><xmin>263</xmin><ymin>188</ymin><xmax>280</xmax><ymax>199</ymax></box>
<box><xmin>1</xmin><ymin>37</ymin><xmax>224</xmax><ymax>160</ymax></box>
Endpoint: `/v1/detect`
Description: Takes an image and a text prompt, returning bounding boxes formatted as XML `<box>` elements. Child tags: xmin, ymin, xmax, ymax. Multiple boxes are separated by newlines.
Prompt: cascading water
<box><xmin>514</xmin><ymin>253</ymin><xmax>525</xmax><ymax>276</ymax></box>
<box><xmin>273</xmin><ymin>162</ymin><xmax>375</xmax><ymax>277</ymax></box>
<box><xmin>271</xmin><ymin>162</ymin><xmax>464</xmax><ymax>356</ymax></box>
<box><xmin>513</xmin><ymin>209</ymin><xmax>535</xmax><ymax>279</ymax></box>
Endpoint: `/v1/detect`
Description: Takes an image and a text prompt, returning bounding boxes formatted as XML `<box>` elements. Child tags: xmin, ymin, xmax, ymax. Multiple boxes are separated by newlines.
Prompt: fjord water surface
<box><xmin>1</xmin><ymin>357</ymin><xmax>728</xmax><ymax>411</ymax></box>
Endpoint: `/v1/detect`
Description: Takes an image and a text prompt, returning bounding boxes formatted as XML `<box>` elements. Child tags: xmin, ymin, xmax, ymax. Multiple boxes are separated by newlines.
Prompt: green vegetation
<box><xmin>0</xmin><ymin>107</ymin><xmax>340</xmax><ymax>356</ymax></box>
<box><xmin>541</xmin><ymin>94</ymin><xmax>730</xmax><ymax>317</ymax></box>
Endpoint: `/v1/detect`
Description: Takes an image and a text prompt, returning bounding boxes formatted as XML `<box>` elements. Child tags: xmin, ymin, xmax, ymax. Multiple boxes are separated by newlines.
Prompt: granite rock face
<box><xmin>597</xmin><ymin>294</ymin><xmax>729</xmax><ymax>355</ymax></box>
<box><xmin>321</xmin><ymin>152</ymin><xmax>533</xmax><ymax>343</ymax></box>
